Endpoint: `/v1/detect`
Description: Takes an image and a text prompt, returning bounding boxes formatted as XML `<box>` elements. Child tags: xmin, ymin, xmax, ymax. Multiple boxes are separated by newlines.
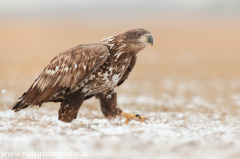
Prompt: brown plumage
<box><xmin>12</xmin><ymin>28</ymin><xmax>153</xmax><ymax>123</ymax></box>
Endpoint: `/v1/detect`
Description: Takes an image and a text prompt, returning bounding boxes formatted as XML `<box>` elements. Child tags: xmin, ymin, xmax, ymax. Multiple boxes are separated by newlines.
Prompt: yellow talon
<box><xmin>120</xmin><ymin>112</ymin><xmax>147</xmax><ymax>124</ymax></box>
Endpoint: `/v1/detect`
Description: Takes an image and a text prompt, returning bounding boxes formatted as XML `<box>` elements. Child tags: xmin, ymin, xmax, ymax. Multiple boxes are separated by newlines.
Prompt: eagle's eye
<box><xmin>136</xmin><ymin>33</ymin><xmax>142</xmax><ymax>38</ymax></box>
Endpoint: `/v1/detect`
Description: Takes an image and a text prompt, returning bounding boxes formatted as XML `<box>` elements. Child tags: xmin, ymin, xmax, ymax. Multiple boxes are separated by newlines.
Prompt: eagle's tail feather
<box><xmin>12</xmin><ymin>98</ymin><xmax>30</xmax><ymax>112</ymax></box>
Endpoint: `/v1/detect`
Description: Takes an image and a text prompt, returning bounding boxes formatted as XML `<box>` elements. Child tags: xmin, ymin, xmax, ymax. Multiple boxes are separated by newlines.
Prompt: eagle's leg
<box><xmin>58</xmin><ymin>89</ymin><xmax>85</xmax><ymax>123</ymax></box>
<box><xmin>96</xmin><ymin>89</ymin><xmax>147</xmax><ymax>124</ymax></box>
<box><xmin>96</xmin><ymin>89</ymin><xmax>123</xmax><ymax>119</ymax></box>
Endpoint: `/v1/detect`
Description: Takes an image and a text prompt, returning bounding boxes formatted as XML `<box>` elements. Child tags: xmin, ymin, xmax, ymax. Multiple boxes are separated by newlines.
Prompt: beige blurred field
<box><xmin>1</xmin><ymin>19</ymin><xmax>240</xmax><ymax>78</ymax></box>
<box><xmin>1</xmin><ymin>17</ymin><xmax>240</xmax><ymax>159</ymax></box>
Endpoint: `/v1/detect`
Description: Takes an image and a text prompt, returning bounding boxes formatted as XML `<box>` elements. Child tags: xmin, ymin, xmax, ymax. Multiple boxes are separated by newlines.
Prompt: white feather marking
<box><xmin>112</xmin><ymin>74</ymin><xmax>119</xmax><ymax>84</ymax></box>
<box><xmin>64</xmin><ymin>67</ymin><xmax>69</xmax><ymax>72</ymax></box>
<box><xmin>53</xmin><ymin>92</ymin><xmax>59</xmax><ymax>98</ymax></box>
<box><xmin>109</xmin><ymin>44</ymin><xmax>114</xmax><ymax>49</ymax></box>
<box><xmin>55</xmin><ymin>66</ymin><xmax>59</xmax><ymax>72</ymax></box>
<box><xmin>103</xmin><ymin>72</ymin><xmax>109</xmax><ymax>78</ymax></box>
<box><xmin>52</xmin><ymin>70</ymin><xmax>56</xmax><ymax>75</ymax></box>
<box><xmin>89</xmin><ymin>74</ymin><xmax>95</xmax><ymax>80</ymax></box>
<box><xmin>106</xmin><ymin>94</ymin><xmax>112</xmax><ymax>99</ymax></box>
<box><xmin>32</xmin><ymin>78</ymin><xmax>40</xmax><ymax>88</ymax></box>
<box><xmin>53</xmin><ymin>76</ymin><xmax>61</xmax><ymax>86</ymax></box>
<box><xmin>74</xmin><ymin>72</ymin><xmax>80</xmax><ymax>83</ymax></box>
<box><xmin>116</xmin><ymin>51</ymin><xmax>124</xmax><ymax>59</ymax></box>
<box><xmin>75</xmin><ymin>63</ymin><xmax>78</xmax><ymax>69</ymax></box>
<box><xmin>82</xmin><ymin>87</ymin><xmax>88</xmax><ymax>93</ymax></box>
<box><xmin>40</xmin><ymin>80</ymin><xmax>47</xmax><ymax>91</ymax></box>
<box><xmin>80</xmin><ymin>83</ymin><xmax>84</xmax><ymax>87</ymax></box>
<box><xmin>109</xmin><ymin>67</ymin><xmax>113</xmax><ymax>74</ymax></box>
<box><xmin>84</xmin><ymin>65</ymin><xmax>86</xmax><ymax>70</ymax></box>
<box><xmin>47</xmin><ymin>70</ymin><xmax>56</xmax><ymax>75</ymax></box>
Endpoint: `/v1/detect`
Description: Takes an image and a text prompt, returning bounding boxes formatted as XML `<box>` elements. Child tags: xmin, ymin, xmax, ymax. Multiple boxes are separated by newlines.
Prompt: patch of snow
<box><xmin>0</xmin><ymin>109</ymin><xmax>240</xmax><ymax>159</ymax></box>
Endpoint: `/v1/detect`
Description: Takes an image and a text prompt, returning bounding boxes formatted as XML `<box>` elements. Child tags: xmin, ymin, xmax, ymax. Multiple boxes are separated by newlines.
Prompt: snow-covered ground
<box><xmin>1</xmin><ymin>79</ymin><xmax>240</xmax><ymax>159</ymax></box>
<box><xmin>1</xmin><ymin>108</ymin><xmax>240</xmax><ymax>158</ymax></box>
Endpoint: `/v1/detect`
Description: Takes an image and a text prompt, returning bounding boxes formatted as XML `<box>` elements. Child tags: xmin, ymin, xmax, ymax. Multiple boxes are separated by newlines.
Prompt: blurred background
<box><xmin>0</xmin><ymin>0</ymin><xmax>240</xmax><ymax>78</ymax></box>
<box><xmin>0</xmin><ymin>0</ymin><xmax>240</xmax><ymax>112</ymax></box>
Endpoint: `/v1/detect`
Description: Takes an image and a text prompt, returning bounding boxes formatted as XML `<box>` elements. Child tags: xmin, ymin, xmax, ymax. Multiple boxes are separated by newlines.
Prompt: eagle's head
<box><xmin>123</xmin><ymin>28</ymin><xmax>153</xmax><ymax>47</ymax></box>
<box><xmin>101</xmin><ymin>28</ymin><xmax>153</xmax><ymax>55</ymax></box>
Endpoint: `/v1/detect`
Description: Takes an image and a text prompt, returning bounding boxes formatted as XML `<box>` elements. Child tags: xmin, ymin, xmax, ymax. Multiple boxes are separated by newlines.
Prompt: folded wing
<box><xmin>13</xmin><ymin>44</ymin><xmax>109</xmax><ymax>111</ymax></box>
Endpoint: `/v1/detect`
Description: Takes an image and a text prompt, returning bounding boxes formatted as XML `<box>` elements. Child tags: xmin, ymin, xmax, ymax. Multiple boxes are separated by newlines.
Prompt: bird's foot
<box><xmin>120</xmin><ymin>112</ymin><xmax>147</xmax><ymax>124</ymax></box>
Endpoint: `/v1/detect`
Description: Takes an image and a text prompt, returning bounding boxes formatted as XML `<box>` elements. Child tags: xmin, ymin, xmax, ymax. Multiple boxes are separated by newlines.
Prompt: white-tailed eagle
<box><xmin>12</xmin><ymin>28</ymin><xmax>153</xmax><ymax>123</ymax></box>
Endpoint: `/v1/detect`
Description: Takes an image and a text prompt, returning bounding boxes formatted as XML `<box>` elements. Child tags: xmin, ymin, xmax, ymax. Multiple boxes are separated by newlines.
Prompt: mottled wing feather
<box><xmin>17</xmin><ymin>44</ymin><xmax>109</xmax><ymax>107</ymax></box>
